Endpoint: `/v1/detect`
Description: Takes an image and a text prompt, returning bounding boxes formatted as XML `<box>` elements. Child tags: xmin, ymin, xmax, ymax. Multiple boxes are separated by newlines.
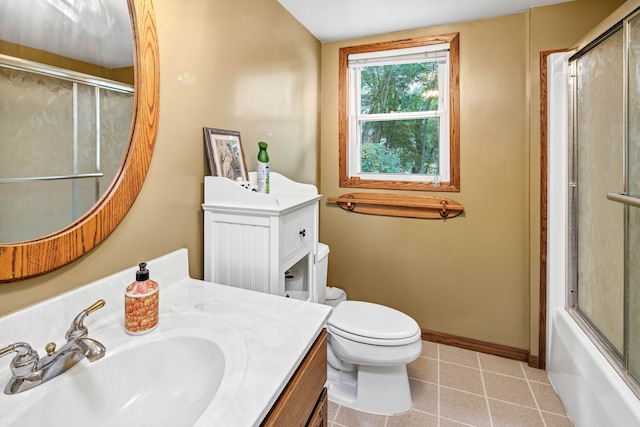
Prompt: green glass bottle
<box><xmin>257</xmin><ymin>141</ymin><xmax>270</xmax><ymax>193</ymax></box>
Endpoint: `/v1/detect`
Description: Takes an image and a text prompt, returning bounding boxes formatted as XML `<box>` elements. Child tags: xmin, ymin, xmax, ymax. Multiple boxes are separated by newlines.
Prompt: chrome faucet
<box><xmin>0</xmin><ymin>300</ymin><xmax>106</xmax><ymax>395</ymax></box>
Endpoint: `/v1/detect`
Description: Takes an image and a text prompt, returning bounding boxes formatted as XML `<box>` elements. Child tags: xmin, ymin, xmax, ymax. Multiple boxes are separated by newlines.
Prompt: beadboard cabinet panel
<box><xmin>203</xmin><ymin>173</ymin><xmax>321</xmax><ymax>301</ymax></box>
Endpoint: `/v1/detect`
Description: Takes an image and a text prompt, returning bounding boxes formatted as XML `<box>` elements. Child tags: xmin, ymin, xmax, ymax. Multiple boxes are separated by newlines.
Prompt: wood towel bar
<box><xmin>328</xmin><ymin>193</ymin><xmax>464</xmax><ymax>219</ymax></box>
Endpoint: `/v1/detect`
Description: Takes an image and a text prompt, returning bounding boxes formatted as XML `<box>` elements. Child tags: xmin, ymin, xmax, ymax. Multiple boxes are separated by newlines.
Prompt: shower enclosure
<box><xmin>547</xmin><ymin>4</ymin><xmax>640</xmax><ymax>426</ymax></box>
<box><xmin>568</xmin><ymin>9</ymin><xmax>640</xmax><ymax>394</ymax></box>
<box><xmin>0</xmin><ymin>56</ymin><xmax>133</xmax><ymax>243</ymax></box>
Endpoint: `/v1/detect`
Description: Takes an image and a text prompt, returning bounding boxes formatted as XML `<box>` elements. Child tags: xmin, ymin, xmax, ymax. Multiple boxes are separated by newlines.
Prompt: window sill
<box><xmin>340</xmin><ymin>176</ymin><xmax>460</xmax><ymax>192</ymax></box>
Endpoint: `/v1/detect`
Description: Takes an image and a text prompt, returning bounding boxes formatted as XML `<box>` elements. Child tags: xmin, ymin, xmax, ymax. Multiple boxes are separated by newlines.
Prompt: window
<box><xmin>339</xmin><ymin>34</ymin><xmax>460</xmax><ymax>191</ymax></box>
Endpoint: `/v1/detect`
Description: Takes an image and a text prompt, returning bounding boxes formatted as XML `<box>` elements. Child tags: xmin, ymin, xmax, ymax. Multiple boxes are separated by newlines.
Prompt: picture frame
<box><xmin>203</xmin><ymin>127</ymin><xmax>248</xmax><ymax>181</ymax></box>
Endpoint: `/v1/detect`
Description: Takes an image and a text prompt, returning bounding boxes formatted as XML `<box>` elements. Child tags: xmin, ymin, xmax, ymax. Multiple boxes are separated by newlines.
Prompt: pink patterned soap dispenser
<box><xmin>124</xmin><ymin>262</ymin><xmax>159</xmax><ymax>335</ymax></box>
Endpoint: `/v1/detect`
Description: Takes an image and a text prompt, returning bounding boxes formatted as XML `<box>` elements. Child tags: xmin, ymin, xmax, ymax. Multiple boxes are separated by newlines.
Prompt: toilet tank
<box><xmin>316</xmin><ymin>243</ymin><xmax>330</xmax><ymax>303</ymax></box>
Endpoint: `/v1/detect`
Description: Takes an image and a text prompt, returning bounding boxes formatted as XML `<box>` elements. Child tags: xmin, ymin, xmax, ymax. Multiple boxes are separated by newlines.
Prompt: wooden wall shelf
<box><xmin>328</xmin><ymin>193</ymin><xmax>464</xmax><ymax>219</ymax></box>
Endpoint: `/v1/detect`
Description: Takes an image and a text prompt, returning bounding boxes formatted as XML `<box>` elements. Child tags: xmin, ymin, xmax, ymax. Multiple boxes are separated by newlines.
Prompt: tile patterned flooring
<box><xmin>327</xmin><ymin>341</ymin><xmax>573</xmax><ymax>427</ymax></box>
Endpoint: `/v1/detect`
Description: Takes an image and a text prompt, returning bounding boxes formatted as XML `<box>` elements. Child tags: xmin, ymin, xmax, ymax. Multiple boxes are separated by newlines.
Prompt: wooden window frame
<box><xmin>338</xmin><ymin>33</ymin><xmax>460</xmax><ymax>192</ymax></box>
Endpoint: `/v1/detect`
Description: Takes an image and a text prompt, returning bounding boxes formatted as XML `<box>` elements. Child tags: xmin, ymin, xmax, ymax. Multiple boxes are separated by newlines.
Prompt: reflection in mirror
<box><xmin>0</xmin><ymin>0</ymin><xmax>160</xmax><ymax>281</ymax></box>
<box><xmin>0</xmin><ymin>0</ymin><xmax>135</xmax><ymax>243</ymax></box>
<box><xmin>0</xmin><ymin>58</ymin><xmax>134</xmax><ymax>242</ymax></box>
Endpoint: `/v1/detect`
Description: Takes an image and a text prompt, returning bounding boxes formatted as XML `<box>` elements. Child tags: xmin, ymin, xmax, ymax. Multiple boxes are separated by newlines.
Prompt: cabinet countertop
<box><xmin>0</xmin><ymin>249</ymin><xmax>332</xmax><ymax>427</ymax></box>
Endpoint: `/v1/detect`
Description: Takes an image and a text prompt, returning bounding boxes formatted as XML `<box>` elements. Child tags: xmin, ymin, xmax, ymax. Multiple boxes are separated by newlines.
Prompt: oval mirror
<box><xmin>0</xmin><ymin>0</ymin><xmax>159</xmax><ymax>281</ymax></box>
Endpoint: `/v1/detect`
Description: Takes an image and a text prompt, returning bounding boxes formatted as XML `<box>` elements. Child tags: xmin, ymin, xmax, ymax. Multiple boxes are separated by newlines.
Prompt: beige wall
<box><xmin>319</xmin><ymin>0</ymin><xmax>624</xmax><ymax>353</ymax></box>
<box><xmin>321</xmin><ymin>14</ymin><xmax>532</xmax><ymax>350</ymax></box>
<box><xmin>0</xmin><ymin>0</ymin><xmax>626</xmax><ymax>358</ymax></box>
<box><xmin>0</xmin><ymin>0</ymin><xmax>320</xmax><ymax>316</ymax></box>
<box><xmin>0</xmin><ymin>40</ymin><xmax>134</xmax><ymax>84</ymax></box>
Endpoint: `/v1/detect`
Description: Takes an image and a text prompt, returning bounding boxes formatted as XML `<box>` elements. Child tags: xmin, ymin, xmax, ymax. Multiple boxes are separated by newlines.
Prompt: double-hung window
<box><xmin>339</xmin><ymin>34</ymin><xmax>460</xmax><ymax>191</ymax></box>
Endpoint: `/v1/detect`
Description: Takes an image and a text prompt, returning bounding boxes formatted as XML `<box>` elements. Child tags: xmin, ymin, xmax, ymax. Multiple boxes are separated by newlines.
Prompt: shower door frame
<box><xmin>540</xmin><ymin>7</ymin><xmax>640</xmax><ymax>396</ymax></box>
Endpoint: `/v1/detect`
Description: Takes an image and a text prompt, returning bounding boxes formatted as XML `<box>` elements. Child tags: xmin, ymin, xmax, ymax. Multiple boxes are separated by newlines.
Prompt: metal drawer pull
<box><xmin>300</xmin><ymin>229</ymin><xmax>306</xmax><ymax>237</ymax></box>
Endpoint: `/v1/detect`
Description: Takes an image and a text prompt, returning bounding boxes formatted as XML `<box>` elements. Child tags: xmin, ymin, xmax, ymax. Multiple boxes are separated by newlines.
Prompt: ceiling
<box><xmin>277</xmin><ymin>0</ymin><xmax>574</xmax><ymax>42</ymax></box>
<box><xmin>0</xmin><ymin>0</ymin><xmax>575</xmax><ymax>69</ymax></box>
<box><xmin>0</xmin><ymin>0</ymin><xmax>132</xmax><ymax>69</ymax></box>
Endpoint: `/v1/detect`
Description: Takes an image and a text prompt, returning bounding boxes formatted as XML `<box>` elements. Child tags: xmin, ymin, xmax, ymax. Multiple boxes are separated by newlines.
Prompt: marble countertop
<box><xmin>0</xmin><ymin>249</ymin><xmax>332</xmax><ymax>426</ymax></box>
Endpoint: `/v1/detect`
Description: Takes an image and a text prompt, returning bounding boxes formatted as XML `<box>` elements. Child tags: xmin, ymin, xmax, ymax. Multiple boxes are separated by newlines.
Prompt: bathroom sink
<box><xmin>1</xmin><ymin>315</ymin><xmax>248</xmax><ymax>427</ymax></box>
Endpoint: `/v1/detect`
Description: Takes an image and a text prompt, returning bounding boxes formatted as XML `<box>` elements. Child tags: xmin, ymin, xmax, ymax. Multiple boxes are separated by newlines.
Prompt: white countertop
<box><xmin>202</xmin><ymin>172</ymin><xmax>321</xmax><ymax>215</ymax></box>
<box><xmin>0</xmin><ymin>249</ymin><xmax>332</xmax><ymax>426</ymax></box>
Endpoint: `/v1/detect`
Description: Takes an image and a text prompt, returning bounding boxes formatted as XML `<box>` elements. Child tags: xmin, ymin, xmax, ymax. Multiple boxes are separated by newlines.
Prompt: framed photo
<box><xmin>203</xmin><ymin>127</ymin><xmax>248</xmax><ymax>181</ymax></box>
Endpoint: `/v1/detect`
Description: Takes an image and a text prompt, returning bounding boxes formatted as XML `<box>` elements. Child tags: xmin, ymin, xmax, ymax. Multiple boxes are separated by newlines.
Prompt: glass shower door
<box><xmin>627</xmin><ymin>12</ymin><xmax>640</xmax><ymax>384</ymax></box>
<box><xmin>570</xmin><ymin>9</ymin><xmax>640</xmax><ymax>394</ymax></box>
<box><xmin>572</xmin><ymin>27</ymin><xmax>625</xmax><ymax>357</ymax></box>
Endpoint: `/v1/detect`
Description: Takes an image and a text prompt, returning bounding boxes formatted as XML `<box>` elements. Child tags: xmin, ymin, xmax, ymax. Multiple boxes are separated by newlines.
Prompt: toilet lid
<box><xmin>328</xmin><ymin>301</ymin><xmax>421</xmax><ymax>345</ymax></box>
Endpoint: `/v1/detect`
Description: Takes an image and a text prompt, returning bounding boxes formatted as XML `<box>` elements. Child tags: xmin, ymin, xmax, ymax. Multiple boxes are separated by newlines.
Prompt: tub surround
<box><xmin>546</xmin><ymin>51</ymin><xmax>640</xmax><ymax>426</ymax></box>
<box><xmin>0</xmin><ymin>249</ymin><xmax>332</xmax><ymax>426</ymax></box>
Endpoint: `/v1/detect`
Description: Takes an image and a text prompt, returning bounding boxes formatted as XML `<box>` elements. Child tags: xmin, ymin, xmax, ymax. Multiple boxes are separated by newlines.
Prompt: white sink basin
<box><xmin>0</xmin><ymin>314</ymin><xmax>248</xmax><ymax>427</ymax></box>
<box><xmin>0</xmin><ymin>250</ymin><xmax>333</xmax><ymax>426</ymax></box>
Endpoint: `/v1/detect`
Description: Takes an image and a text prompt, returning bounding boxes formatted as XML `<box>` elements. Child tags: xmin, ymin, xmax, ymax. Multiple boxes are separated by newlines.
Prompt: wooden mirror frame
<box><xmin>0</xmin><ymin>0</ymin><xmax>160</xmax><ymax>282</ymax></box>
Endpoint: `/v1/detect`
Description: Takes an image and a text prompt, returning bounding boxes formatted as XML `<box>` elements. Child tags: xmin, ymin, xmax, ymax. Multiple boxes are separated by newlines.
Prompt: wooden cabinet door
<box><xmin>306</xmin><ymin>388</ymin><xmax>328</xmax><ymax>427</ymax></box>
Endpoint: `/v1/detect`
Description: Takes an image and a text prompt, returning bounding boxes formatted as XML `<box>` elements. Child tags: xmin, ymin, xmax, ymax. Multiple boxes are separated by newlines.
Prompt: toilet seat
<box><xmin>327</xmin><ymin>301</ymin><xmax>421</xmax><ymax>346</ymax></box>
<box><xmin>328</xmin><ymin>324</ymin><xmax>422</xmax><ymax>346</ymax></box>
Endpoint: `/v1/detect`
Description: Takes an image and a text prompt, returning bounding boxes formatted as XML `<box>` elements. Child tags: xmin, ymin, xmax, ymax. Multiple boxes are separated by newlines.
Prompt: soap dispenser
<box><xmin>124</xmin><ymin>262</ymin><xmax>159</xmax><ymax>335</ymax></box>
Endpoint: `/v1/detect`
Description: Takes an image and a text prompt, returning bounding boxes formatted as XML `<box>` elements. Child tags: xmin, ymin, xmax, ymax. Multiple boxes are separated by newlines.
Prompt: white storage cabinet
<box><xmin>203</xmin><ymin>172</ymin><xmax>321</xmax><ymax>301</ymax></box>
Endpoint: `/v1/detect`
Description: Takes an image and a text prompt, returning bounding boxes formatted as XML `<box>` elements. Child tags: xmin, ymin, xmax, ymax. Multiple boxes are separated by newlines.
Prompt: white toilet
<box><xmin>316</xmin><ymin>243</ymin><xmax>422</xmax><ymax>415</ymax></box>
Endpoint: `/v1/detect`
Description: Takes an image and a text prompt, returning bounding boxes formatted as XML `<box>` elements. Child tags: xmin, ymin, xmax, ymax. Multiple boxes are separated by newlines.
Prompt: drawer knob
<box><xmin>299</xmin><ymin>229</ymin><xmax>306</xmax><ymax>237</ymax></box>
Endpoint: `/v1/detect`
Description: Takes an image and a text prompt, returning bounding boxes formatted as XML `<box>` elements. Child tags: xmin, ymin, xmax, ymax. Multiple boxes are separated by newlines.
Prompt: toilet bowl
<box><xmin>317</xmin><ymin>243</ymin><xmax>422</xmax><ymax>415</ymax></box>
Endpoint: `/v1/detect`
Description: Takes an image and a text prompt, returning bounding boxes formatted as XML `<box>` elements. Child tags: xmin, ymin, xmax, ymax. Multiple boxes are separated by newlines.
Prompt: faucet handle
<box><xmin>0</xmin><ymin>343</ymin><xmax>39</xmax><ymax>379</ymax></box>
<box><xmin>65</xmin><ymin>299</ymin><xmax>106</xmax><ymax>341</ymax></box>
<box><xmin>0</xmin><ymin>344</ymin><xmax>13</xmax><ymax>359</ymax></box>
<box><xmin>1</xmin><ymin>342</ymin><xmax>32</xmax><ymax>359</ymax></box>
<box><xmin>85</xmin><ymin>299</ymin><xmax>106</xmax><ymax>314</ymax></box>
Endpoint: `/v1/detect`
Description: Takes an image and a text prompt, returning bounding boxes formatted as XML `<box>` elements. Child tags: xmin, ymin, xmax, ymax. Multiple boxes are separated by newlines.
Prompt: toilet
<box><xmin>316</xmin><ymin>243</ymin><xmax>422</xmax><ymax>415</ymax></box>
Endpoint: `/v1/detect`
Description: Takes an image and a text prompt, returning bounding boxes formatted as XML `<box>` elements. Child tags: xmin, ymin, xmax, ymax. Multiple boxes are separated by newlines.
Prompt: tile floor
<box><xmin>327</xmin><ymin>341</ymin><xmax>573</xmax><ymax>427</ymax></box>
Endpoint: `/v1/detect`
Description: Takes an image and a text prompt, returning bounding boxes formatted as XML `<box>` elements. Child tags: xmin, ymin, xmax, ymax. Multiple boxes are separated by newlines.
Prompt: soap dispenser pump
<box><xmin>124</xmin><ymin>262</ymin><xmax>159</xmax><ymax>335</ymax></box>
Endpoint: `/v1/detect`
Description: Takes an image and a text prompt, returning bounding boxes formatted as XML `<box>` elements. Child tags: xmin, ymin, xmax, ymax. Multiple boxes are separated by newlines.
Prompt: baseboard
<box><xmin>421</xmin><ymin>329</ymin><xmax>540</xmax><ymax>368</ymax></box>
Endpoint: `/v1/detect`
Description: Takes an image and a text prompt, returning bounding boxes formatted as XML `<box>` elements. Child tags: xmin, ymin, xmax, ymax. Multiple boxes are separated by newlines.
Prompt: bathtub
<box><xmin>546</xmin><ymin>52</ymin><xmax>640</xmax><ymax>427</ymax></box>
<box><xmin>547</xmin><ymin>309</ymin><xmax>640</xmax><ymax>426</ymax></box>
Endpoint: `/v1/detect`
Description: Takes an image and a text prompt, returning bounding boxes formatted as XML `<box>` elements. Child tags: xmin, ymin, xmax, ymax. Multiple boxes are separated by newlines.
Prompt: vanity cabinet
<box><xmin>307</xmin><ymin>388</ymin><xmax>328</xmax><ymax>427</ymax></box>
<box><xmin>203</xmin><ymin>173</ymin><xmax>321</xmax><ymax>301</ymax></box>
<box><xmin>262</xmin><ymin>330</ymin><xmax>328</xmax><ymax>426</ymax></box>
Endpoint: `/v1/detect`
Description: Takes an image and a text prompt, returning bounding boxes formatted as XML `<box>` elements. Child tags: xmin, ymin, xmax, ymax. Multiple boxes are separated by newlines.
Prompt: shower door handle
<box><xmin>607</xmin><ymin>192</ymin><xmax>640</xmax><ymax>208</ymax></box>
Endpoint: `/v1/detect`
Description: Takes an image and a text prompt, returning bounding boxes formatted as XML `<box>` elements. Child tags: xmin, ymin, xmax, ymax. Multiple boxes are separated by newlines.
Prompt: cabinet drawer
<box><xmin>282</xmin><ymin>206</ymin><xmax>315</xmax><ymax>260</ymax></box>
